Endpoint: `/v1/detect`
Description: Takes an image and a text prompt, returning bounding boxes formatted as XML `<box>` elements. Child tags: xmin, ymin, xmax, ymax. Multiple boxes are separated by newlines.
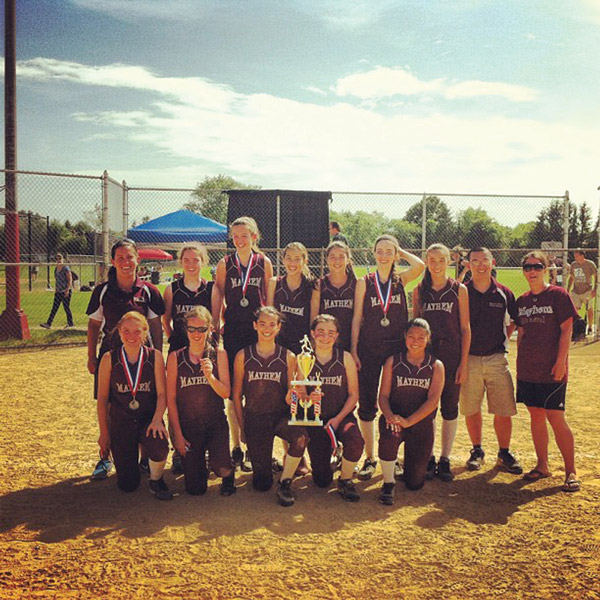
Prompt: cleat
<box><xmin>220</xmin><ymin>473</ymin><xmax>236</xmax><ymax>496</ymax></box>
<box><xmin>149</xmin><ymin>477</ymin><xmax>173</xmax><ymax>501</ymax></box>
<box><xmin>379</xmin><ymin>482</ymin><xmax>396</xmax><ymax>506</ymax></box>
<box><xmin>394</xmin><ymin>460</ymin><xmax>404</xmax><ymax>480</ymax></box>
<box><xmin>276</xmin><ymin>478</ymin><xmax>295</xmax><ymax>507</ymax></box>
<box><xmin>91</xmin><ymin>457</ymin><xmax>113</xmax><ymax>481</ymax></box>
<box><xmin>356</xmin><ymin>458</ymin><xmax>377</xmax><ymax>481</ymax></box>
<box><xmin>466</xmin><ymin>447</ymin><xmax>485</xmax><ymax>471</ymax></box>
<box><xmin>337</xmin><ymin>478</ymin><xmax>360</xmax><ymax>502</ymax></box>
<box><xmin>271</xmin><ymin>457</ymin><xmax>284</xmax><ymax>473</ymax></box>
<box><xmin>139</xmin><ymin>457</ymin><xmax>150</xmax><ymax>476</ymax></box>
<box><xmin>40</xmin><ymin>323</ymin><xmax>51</xmax><ymax>329</ymax></box>
<box><xmin>436</xmin><ymin>458</ymin><xmax>454</xmax><ymax>482</ymax></box>
<box><xmin>425</xmin><ymin>456</ymin><xmax>436</xmax><ymax>480</ymax></box>
<box><xmin>496</xmin><ymin>450</ymin><xmax>523</xmax><ymax>475</ymax></box>
<box><xmin>171</xmin><ymin>452</ymin><xmax>184</xmax><ymax>475</ymax></box>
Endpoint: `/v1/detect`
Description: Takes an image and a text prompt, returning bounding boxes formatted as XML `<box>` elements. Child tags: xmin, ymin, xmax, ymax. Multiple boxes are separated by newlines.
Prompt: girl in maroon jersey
<box><xmin>232</xmin><ymin>307</ymin><xmax>308</xmax><ymax>506</ymax></box>
<box><xmin>305</xmin><ymin>314</ymin><xmax>363</xmax><ymax>501</ymax></box>
<box><xmin>166</xmin><ymin>307</ymin><xmax>235</xmax><ymax>496</ymax></box>
<box><xmin>162</xmin><ymin>244</ymin><xmax>216</xmax><ymax>354</ymax></box>
<box><xmin>351</xmin><ymin>234</ymin><xmax>425</xmax><ymax>481</ymax></box>
<box><xmin>378</xmin><ymin>318</ymin><xmax>445</xmax><ymax>504</ymax></box>
<box><xmin>413</xmin><ymin>243</ymin><xmax>470</xmax><ymax>482</ymax></box>
<box><xmin>310</xmin><ymin>241</ymin><xmax>356</xmax><ymax>351</ymax></box>
<box><xmin>267</xmin><ymin>242</ymin><xmax>314</xmax><ymax>355</ymax></box>
<box><xmin>516</xmin><ymin>251</ymin><xmax>580</xmax><ymax>492</ymax></box>
<box><xmin>96</xmin><ymin>312</ymin><xmax>172</xmax><ymax>500</ymax></box>
<box><xmin>215</xmin><ymin>217</ymin><xmax>274</xmax><ymax>470</ymax></box>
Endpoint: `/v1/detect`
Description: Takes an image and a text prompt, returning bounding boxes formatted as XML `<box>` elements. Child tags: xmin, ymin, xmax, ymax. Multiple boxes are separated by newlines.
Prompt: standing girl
<box><xmin>413</xmin><ymin>243</ymin><xmax>470</xmax><ymax>482</ymax></box>
<box><xmin>40</xmin><ymin>253</ymin><xmax>74</xmax><ymax>329</ymax></box>
<box><xmin>516</xmin><ymin>251</ymin><xmax>580</xmax><ymax>492</ymax></box>
<box><xmin>306</xmin><ymin>315</ymin><xmax>363</xmax><ymax>501</ymax></box>
<box><xmin>232</xmin><ymin>307</ymin><xmax>308</xmax><ymax>507</ymax></box>
<box><xmin>96</xmin><ymin>312</ymin><xmax>172</xmax><ymax>500</ymax></box>
<box><xmin>351</xmin><ymin>235</ymin><xmax>425</xmax><ymax>480</ymax></box>
<box><xmin>310</xmin><ymin>241</ymin><xmax>356</xmax><ymax>351</ymax></box>
<box><xmin>377</xmin><ymin>319</ymin><xmax>445</xmax><ymax>504</ymax></box>
<box><xmin>214</xmin><ymin>217</ymin><xmax>274</xmax><ymax>470</ymax></box>
<box><xmin>166</xmin><ymin>307</ymin><xmax>235</xmax><ymax>496</ymax></box>
<box><xmin>267</xmin><ymin>242</ymin><xmax>314</xmax><ymax>355</ymax></box>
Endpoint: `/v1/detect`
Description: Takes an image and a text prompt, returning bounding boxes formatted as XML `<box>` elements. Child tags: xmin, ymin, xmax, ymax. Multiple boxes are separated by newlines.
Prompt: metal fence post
<box><xmin>421</xmin><ymin>192</ymin><xmax>427</xmax><ymax>256</ymax></box>
<box><xmin>596</xmin><ymin>187</ymin><xmax>600</xmax><ymax>340</ymax></box>
<box><xmin>27</xmin><ymin>211</ymin><xmax>32</xmax><ymax>291</ymax></box>
<box><xmin>46</xmin><ymin>215</ymin><xmax>50</xmax><ymax>288</ymax></box>
<box><xmin>276</xmin><ymin>193</ymin><xmax>281</xmax><ymax>276</ymax></box>
<box><xmin>102</xmin><ymin>170</ymin><xmax>110</xmax><ymax>281</ymax></box>
<box><xmin>562</xmin><ymin>191</ymin><xmax>569</xmax><ymax>276</ymax></box>
<box><xmin>122</xmin><ymin>179</ymin><xmax>128</xmax><ymax>236</ymax></box>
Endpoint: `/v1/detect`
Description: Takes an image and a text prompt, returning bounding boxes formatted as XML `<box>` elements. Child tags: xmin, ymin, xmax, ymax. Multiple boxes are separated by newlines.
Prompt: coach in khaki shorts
<box><xmin>567</xmin><ymin>249</ymin><xmax>597</xmax><ymax>333</ymax></box>
<box><xmin>459</xmin><ymin>247</ymin><xmax>522</xmax><ymax>474</ymax></box>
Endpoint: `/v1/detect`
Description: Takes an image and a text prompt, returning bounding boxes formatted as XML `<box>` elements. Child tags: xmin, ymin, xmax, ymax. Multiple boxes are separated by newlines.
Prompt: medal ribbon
<box><xmin>121</xmin><ymin>346</ymin><xmax>146</xmax><ymax>403</ymax></box>
<box><xmin>235</xmin><ymin>251</ymin><xmax>256</xmax><ymax>298</ymax></box>
<box><xmin>326</xmin><ymin>424</ymin><xmax>338</xmax><ymax>452</ymax></box>
<box><xmin>374</xmin><ymin>272</ymin><xmax>392</xmax><ymax>318</ymax></box>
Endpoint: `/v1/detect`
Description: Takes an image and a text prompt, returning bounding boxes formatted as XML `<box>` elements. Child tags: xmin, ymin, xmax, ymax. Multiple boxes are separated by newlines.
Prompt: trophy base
<box><xmin>288</xmin><ymin>417</ymin><xmax>323</xmax><ymax>427</ymax></box>
<box><xmin>292</xmin><ymin>379</ymin><xmax>321</xmax><ymax>386</ymax></box>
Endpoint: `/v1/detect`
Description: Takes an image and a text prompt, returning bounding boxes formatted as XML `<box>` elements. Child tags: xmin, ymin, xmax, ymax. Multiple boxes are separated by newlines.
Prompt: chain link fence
<box><xmin>1</xmin><ymin>169</ymin><xmax>598</xmax><ymax>344</ymax></box>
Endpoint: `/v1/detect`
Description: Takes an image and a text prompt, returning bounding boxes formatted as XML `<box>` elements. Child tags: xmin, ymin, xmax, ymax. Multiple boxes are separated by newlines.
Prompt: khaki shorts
<box><xmin>570</xmin><ymin>290</ymin><xmax>591</xmax><ymax>310</ymax></box>
<box><xmin>459</xmin><ymin>353</ymin><xmax>517</xmax><ymax>417</ymax></box>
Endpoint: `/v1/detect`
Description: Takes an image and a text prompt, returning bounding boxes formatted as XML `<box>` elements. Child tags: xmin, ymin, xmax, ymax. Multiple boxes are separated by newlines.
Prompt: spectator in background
<box><xmin>329</xmin><ymin>221</ymin><xmax>349</xmax><ymax>246</ymax></box>
<box><xmin>451</xmin><ymin>246</ymin><xmax>471</xmax><ymax>283</ymax></box>
<box><xmin>567</xmin><ymin>249</ymin><xmax>597</xmax><ymax>334</ymax></box>
<box><xmin>40</xmin><ymin>253</ymin><xmax>74</xmax><ymax>329</ymax></box>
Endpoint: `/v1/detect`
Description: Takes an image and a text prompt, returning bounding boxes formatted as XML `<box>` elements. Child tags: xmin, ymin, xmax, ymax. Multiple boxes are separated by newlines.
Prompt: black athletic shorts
<box><xmin>516</xmin><ymin>380</ymin><xmax>567</xmax><ymax>411</ymax></box>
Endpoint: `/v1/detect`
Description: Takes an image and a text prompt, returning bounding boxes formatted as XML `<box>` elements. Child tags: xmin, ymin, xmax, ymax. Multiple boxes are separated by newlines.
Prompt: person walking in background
<box><xmin>40</xmin><ymin>253</ymin><xmax>74</xmax><ymax>329</ymax></box>
<box><xmin>459</xmin><ymin>247</ymin><xmax>522</xmax><ymax>475</ymax></box>
<box><xmin>329</xmin><ymin>221</ymin><xmax>349</xmax><ymax>246</ymax></box>
<box><xmin>517</xmin><ymin>251</ymin><xmax>580</xmax><ymax>492</ymax></box>
<box><xmin>567</xmin><ymin>249</ymin><xmax>597</xmax><ymax>335</ymax></box>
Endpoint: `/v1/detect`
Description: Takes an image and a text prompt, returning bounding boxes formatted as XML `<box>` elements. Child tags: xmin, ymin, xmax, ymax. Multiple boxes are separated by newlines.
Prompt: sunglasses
<box><xmin>522</xmin><ymin>263</ymin><xmax>545</xmax><ymax>272</ymax></box>
<box><xmin>186</xmin><ymin>325</ymin><xmax>209</xmax><ymax>333</ymax></box>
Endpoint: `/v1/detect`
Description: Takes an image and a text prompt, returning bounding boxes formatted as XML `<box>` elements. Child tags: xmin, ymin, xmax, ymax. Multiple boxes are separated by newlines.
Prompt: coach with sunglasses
<box><xmin>515</xmin><ymin>251</ymin><xmax>580</xmax><ymax>492</ymax></box>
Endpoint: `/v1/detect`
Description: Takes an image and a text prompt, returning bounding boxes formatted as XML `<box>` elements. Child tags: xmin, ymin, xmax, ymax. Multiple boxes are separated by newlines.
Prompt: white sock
<box><xmin>281</xmin><ymin>454</ymin><xmax>301</xmax><ymax>480</ymax></box>
<box><xmin>359</xmin><ymin>419</ymin><xmax>376</xmax><ymax>460</ymax></box>
<box><xmin>340</xmin><ymin>458</ymin><xmax>358</xmax><ymax>480</ymax></box>
<box><xmin>380</xmin><ymin>460</ymin><xmax>395</xmax><ymax>484</ymax></box>
<box><xmin>441</xmin><ymin>418</ymin><xmax>458</xmax><ymax>460</ymax></box>
<box><xmin>149</xmin><ymin>458</ymin><xmax>166</xmax><ymax>481</ymax></box>
<box><xmin>225</xmin><ymin>399</ymin><xmax>241</xmax><ymax>447</ymax></box>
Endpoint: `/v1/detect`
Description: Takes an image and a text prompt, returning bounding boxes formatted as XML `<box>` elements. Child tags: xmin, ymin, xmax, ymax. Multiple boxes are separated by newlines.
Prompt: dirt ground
<box><xmin>1</xmin><ymin>341</ymin><xmax>599</xmax><ymax>600</ymax></box>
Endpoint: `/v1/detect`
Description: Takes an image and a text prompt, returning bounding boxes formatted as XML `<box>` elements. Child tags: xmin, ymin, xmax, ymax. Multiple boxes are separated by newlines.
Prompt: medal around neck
<box><xmin>289</xmin><ymin>335</ymin><xmax>323</xmax><ymax>426</ymax></box>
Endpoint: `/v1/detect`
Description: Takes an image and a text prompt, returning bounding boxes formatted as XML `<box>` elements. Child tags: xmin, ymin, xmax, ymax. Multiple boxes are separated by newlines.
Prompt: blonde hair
<box><xmin>116</xmin><ymin>311</ymin><xmax>149</xmax><ymax>332</ymax></box>
<box><xmin>183</xmin><ymin>306</ymin><xmax>212</xmax><ymax>325</ymax></box>
<box><xmin>178</xmin><ymin>243</ymin><xmax>208</xmax><ymax>266</ymax></box>
<box><xmin>230</xmin><ymin>216</ymin><xmax>261</xmax><ymax>252</ymax></box>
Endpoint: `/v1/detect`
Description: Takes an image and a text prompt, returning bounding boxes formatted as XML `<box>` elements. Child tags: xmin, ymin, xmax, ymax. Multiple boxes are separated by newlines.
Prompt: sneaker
<box><xmin>466</xmin><ymin>447</ymin><xmax>485</xmax><ymax>471</ymax></box>
<box><xmin>379</xmin><ymin>482</ymin><xmax>396</xmax><ymax>506</ymax></box>
<box><xmin>496</xmin><ymin>450</ymin><xmax>523</xmax><ymax>475</ymax></box>
<box><xmin>276</xmin><ymin>478</ymin><xmax>295</xmax><ymax>507</ymax></box>
<box><xmin>356</xmin><ymin>458</ymin><xmax>377</xmax><ymax>481</ymax></box>
<box><xmin>149</xmin><ymin>477</ymin><xmax>173</xmax><ymax>501</ymax></box>
<box><xmin>271</xmin><ymin>457</ymin><xmax>284</xmax><ymax>473</ymax></box>
<box><xmin>90</xmin><ymin>458</ymin><xmax>113</xmax><ymax>480</ymax></box>
<box><xmin>436</xmin><ymin>458</ymin><xmax>454</xmax><ymax>482</ymax></box>
<box><xmin>40</xmin><ymin>323</ymin><xmax>51</xmax><ymax>329</ymax></box>
<box><xmin>232</xmin><ymin>446</ymin><xmax>252</xmax><ymax>472</ymax></box>
<box><xmin>64</xmin><ymin>324</ymin><xmax>74</xmax><ymax>329</ymax></box>
<box><xmin>220</xmin><ymin>473</ymin><xmax>236</xmax><ymax>496</ymax></box>
<box><xmin>171</xmin><ymin>452</ymin><xmax>184</xmax><ymax>475</ymax></box>
<box><xmin>139</xmin><ymin>457</ymin><xmax>150</xmax><ymax>476</ymax></box>
<box><xmin>240</xmin><ymin>450</ymin><xmax>253</xmax><ymax>473</ymax></box>
<box><xmin>394</xmin><ymin>460</ymin><xmax>404</xmax><ymax>480</ymax></box>
<box><xmin>425</xmin><ymin>456</ymin><xmax>436</xmax><ymax>481</ymax></box>
<box><xmin>337</xmin><ymin>478</ymin><xmax>360</xmax><ymax>502</ymax></box>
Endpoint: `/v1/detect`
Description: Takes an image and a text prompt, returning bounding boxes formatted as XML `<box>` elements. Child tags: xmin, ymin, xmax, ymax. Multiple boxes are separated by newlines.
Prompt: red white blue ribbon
<box><xmin>121</xmin><ymin>345</ymin><xmax>146</xmax><ymax>400</ymax></box>
<box><xmin>374</xmin><ymin>271</ymin><xmax>392</xmax><ymax>318</ymax></box>
<box><xmin>326</xmin><ymin>424</ymin><xmax>338</xmax><ymax>452</ymax></box>
<box><xmin>235</xmin><ymin>251</ymin><xmax>256</xmax><ymax>297</ymax></box>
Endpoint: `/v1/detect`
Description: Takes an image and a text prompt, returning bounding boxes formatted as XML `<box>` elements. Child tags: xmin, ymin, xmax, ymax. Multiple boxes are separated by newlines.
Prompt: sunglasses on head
<box><xmin>523</xmin><ymin>263</ymin><xmax>545</xmax><ymax>272</ymax></box>
<box><xmin>186</xmin><ymin>325</ymin><xmax>209</xmax><ymax>333</ymax></box>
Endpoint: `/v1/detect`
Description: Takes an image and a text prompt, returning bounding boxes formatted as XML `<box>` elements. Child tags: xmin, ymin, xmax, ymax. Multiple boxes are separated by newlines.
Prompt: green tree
<box><xmin>455</xmin><ymin>207</ymin><xmax>506</xmax><ymax>249</ymax></box>
<box><xmin>184</xmin><ymin>175</ymin><xmax>259</xmax><ymax>224</ymax></box>
<box><xmin>387</xmin><ymin>219</ymin><xmax>421</xmax><ymax>249</ymax></box>
<box><xmin>404</xmin><ymin>196</ymin><xmax>455</xmax><ymax>246</ymax></box>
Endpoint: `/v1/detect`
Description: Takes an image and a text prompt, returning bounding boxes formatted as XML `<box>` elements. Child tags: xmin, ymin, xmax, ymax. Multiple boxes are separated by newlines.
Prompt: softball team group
<box><xmin>86</xmin><ymin>216</ymin><xmax>581</xmax><ymax>508</ymax></box>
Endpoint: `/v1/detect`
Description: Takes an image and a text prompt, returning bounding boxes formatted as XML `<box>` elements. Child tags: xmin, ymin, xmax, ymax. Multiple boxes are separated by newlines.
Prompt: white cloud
<box><xmin>69</xmin><ymin>0</ymin><xmax>206</xmax><ymax>22</ymax></box>
<box><xmin>295</xmin><ymin>0</ymin><xmax>398</xmax><ymax>31</ymax></box>
<box><xmin>332</xmin><ymin>66</ymin><xmax>538</xmax><ymax>103</ymax></box>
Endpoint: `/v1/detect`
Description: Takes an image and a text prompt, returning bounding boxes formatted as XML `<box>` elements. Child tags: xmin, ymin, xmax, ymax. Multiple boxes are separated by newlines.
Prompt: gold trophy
<box><xmin>289</xmin><ymin>335</ymin><xmax>323</xmax><ymax>426</ymax></box>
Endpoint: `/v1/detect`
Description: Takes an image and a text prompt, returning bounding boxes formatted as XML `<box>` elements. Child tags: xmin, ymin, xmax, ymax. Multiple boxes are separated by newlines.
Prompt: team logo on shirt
<box><xmin>323</xmin><ymin>299</ymin><xmax>352</xmax><ymax>310</ymax></box>
<box><xmin>179</xmin><ymin>375</ymin><xmax>209</xmax><ymax>388</ymax></box>
<box><xmin>518</xmin><ymin>305</ymin><xmax>554</xmax><ymax>318</ymax></box>
<box><xmin>279</xmin><ymin>304</ymin><xmax>305</xmax><ymax>316</ymax></box>
<box><xmin>175</xmin><ymin>304</ymin><xmax>202</xmax><ymax>314</ymax></box>
<box><xmin>370</xmin><ymin>293</ymin><xmax>404</xmax><ymax>308</ymax></box>
<box><xmin>230</xmin><ymin>277</ymin><xmax>262</xmax><ymax>288</ymax></box>
<box><xmin>248</xmin><ymin>370</ymin><xmax>282</xmax><ymax>383</ymax></box>
<box><xmin>319</xmin><ymin>375</ymin><xmax>343</xmax><ymax>387</ymax></box>
<box><xmin>422</xmin><ymin>301</ymin><xmax>454</xmax><ymax>313</ymax></box>
<box><xmin>116</xmin><ymin>381</ymin><xmax>151</xmax><ymax>393</ymax></box>
<box><xmin>396</xmin><ymin>376</ymin><xmax>431</xmax><ymax>389</ymax></box>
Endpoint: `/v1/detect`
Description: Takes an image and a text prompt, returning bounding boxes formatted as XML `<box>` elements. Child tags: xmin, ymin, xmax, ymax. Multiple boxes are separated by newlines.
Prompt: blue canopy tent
<box><xmin>127</xmin><ymin>210</ymin><xmax>227</xmax><ymax>245</ymax></box>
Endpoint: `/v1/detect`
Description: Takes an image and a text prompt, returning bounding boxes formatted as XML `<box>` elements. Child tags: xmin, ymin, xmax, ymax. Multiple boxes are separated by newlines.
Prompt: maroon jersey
<box><xmin>516</xmin><ymin>285</ymin><xmax>578</xmax><ymax>383</ymax></box>
<box><xmin>318</xmin><ymin>275</ymin><xmax>355</xmax><ymax>351</ymax></box>
<box><xmin>242</xmin><ymin>344</ymin><xmax>289</xmax><ymax>415</ymax></box>
<box><xmin>419</xmin><ymin>278</ymin><xmax>461</xmax><ymax>365</ymax></box>
<box><xmin>109</xmin><ymin>346</ymin><xmax>157</xmax><ymax>422</ymax></box>
<box><xmin>389</xmin><ymin>352</ymin><xmax>435</xmax><ymax>421</ymax></box>
<box><xmin>358</xmin><ymin>272</ymin><xmax>408</xmax><ymax>357</ymax></box>
<box><xmin>467</xmin><ymin>278</ymin><xmax>517</xmax><ymax>356</ymax></box>
<box><xmin>224</xmin><ymin>252</ymin><xmax>267</xmax><ymax>325</ymax></box>
<box><xmin>175</xmin><ymin>347</ymin><xmax>224</xmax><ymax>426</ymax></box>
<box><xmin>274</xmin><ymin>276</ymin><xmax>313</xmax><ymax>354</ymax></box>
<box><xmin>168</xmin><ymin>278</ymin><xmax>213</xmax><ymax>351</ymax></box>
<box><xmin>313</xmin><ymin>348</ymin><xmax>348</xmax><ymax>421</ymax></box>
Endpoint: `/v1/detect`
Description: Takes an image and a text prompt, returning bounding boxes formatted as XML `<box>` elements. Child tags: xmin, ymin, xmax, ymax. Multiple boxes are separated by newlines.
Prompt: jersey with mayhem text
<box><xmin>274</xmin><ymin>276</ymin><xmax>313</xmax><ymax>354</ymax></box>
<box><xmin>516</xmin><ymin>285</ymin><xmax>578</xmax><ymax>383</ymax></box>
<box><xmin>389</xmin><ymin>352</ymin><xmax>435</xmax><ymax>421</ymax></box>
<box><xmin>224</xmin><ymin>252</ymin><xmax>267</xmax><ymax>325</ymax></box>
<box><xmin>109</xmin><ymin>346</ymin><xmax>157</xmax><ymax>422</ymax></box>
<box><xmin>312</xmin><ymin>348</ymin><xmax>348</xmax><ymax>421</ymax></box>
<box><xmin>359</xmin><ymin>272</ymin><xmax>408</xmax><ymax>356</ymax></box>
<box><xmin>318</xmin><ymin>275</ymin><xmax>355</xmax><ymax>351</ymax></box>
<box><xmin>242</xmin><ymin>344</ymin><xmax>289</xmax><ymax>415</ymax></box>
<box><xmin>175</xmin><ymin>347</ymin><xmax>224</xmax><ymax>426</ymax></box>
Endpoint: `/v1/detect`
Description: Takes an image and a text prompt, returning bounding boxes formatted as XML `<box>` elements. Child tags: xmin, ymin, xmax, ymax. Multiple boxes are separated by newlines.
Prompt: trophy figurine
<box><xmin>289</xmin><ymin>335</ymin><xmax>323</xmax><ymax>426</ymax></box>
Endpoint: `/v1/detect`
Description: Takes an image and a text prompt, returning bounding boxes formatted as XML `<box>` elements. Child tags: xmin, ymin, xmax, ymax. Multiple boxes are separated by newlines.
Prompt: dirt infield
<box><xmin>1</xmin><ymin>342</ymin><xmax>599</xmax><ymax>599</ymax></box>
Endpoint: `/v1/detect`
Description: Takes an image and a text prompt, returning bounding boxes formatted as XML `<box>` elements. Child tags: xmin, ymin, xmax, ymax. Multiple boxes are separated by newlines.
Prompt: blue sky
<box><xmin>2</xmin><ymin>0</ymin><xmax>600</xmax><ymax>215</ymax></box>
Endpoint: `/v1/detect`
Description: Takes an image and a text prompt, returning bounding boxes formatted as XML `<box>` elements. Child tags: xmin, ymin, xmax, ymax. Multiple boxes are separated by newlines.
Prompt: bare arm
<box><xmin>324</xmin><ymin>351</ymin><xmax>359</xmax><ymax>430</ymax></box>
<box><xmin>161</xmin><ymin>284</ymin><xmax>174</xmax><ymax>338</ymax></box>
<box><xmin>285</xmin><ymin>350</ymin><xmax>298</xmax><ymax>405</ymax></box>
<box><xmin>455</xmin><ymin>284</ymin><xmax>471</xmax><ymax>384</ymax></box>
<box><xmin>310</xmin><ymin>281</ymin><xmax>321</xmax><ymax>324</ymax></box>
<box><xmin>377</xmin><ymin>356</ymin><xmax>395</xmax><ymax>422</ymax></box>
<box><xmin>97</xmin><ymin>352</ymin><xmax>112</xmax><ymax>458</ymax></box>
<box><xmin>148</xmin><ymin>316</ymin><xmax>163</xmax><ymax>352</ymax></box>
<box><xmin>210</xmin><ymin>279</ymin><xmax>223</xmax><ymax>336</ymax></box>
<box><xmin>398</xmin><ymin>249</ymin><xmax>425</xmax><ymax>286</ymax></box>
<box><xmin>412</xmin><ymin>286</ymin><xmax>421</xmax><ymax>319</ymax></box>
<box><xmin>266</xmin><ymin>277</ymin><xmax>277</xmax><ymax>307</ymax></box>
<box><xmin>205</xmin><ymin>348</ymin><xmax>231</xmax><ymax>399</ymax></box>
<box><xmin>350</xmin><ymin>277</ymin><xmax>366</xmax><ymax>370</ymax></box>
<box><xmin>147</xmin><ymin>350</ymin><xmax>168</xmax><ymax>438</ymax></box>
<box><xmin>263</xmin><ymin>255</ymin><xmax>274</xmax><ymax>294</ymax></box>
<box><xmin>232</xmin><ymin>350</ymin><xmax>246</xmax><ymax>437</ymax></box>
<box><xmin>166</xmin><ymin>352</ymin><xmax>188</xmax><ymax>456</ymax></box>
<box><xmin>87</xmin><ymin>318</ymin><xmax>102</xmax><ymax>374</ymax></box>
